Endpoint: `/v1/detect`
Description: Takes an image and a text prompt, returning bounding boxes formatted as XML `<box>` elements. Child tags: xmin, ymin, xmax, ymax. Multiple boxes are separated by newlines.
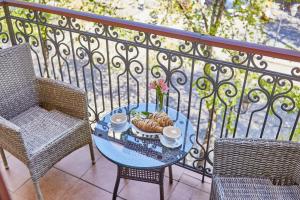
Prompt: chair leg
<box><xmin>89</xmin><ymin>143</ymin><xmax>96</xmax><ymax>164</ymax></box>
<box><xmin>168</xmin><ymin>166</ymin><xmax>173</xmax><ymax>184</ymax></box>
<box><xmin>33</xmin><ymin>181</ymin><xmax>44</xmax><ymax>200</ymax></box>
<box><xmin>0</xmin><ymin>148</ymin><xmax>9</xmax><ymax>169</ymax></box>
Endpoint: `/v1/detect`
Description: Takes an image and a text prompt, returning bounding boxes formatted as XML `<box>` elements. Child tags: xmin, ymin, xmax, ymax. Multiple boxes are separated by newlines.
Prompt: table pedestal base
<box><xmin>113</xmin><ymin>166</ymin><xmax>173</xmax><ymax>200</ymax></box>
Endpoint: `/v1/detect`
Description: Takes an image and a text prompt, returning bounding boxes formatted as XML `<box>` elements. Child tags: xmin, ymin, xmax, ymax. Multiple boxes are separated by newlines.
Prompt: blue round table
<box><xmin>94</xmin><ymin>103</ymin><xmax>195</xmax><ymax>200</ymax></box>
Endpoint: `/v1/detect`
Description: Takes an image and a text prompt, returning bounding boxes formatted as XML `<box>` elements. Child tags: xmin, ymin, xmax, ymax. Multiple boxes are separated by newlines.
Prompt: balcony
<box><xmin>0</xmin><ymin>0</ymin><xmax>299</xmax><ymax>199</ymax></box>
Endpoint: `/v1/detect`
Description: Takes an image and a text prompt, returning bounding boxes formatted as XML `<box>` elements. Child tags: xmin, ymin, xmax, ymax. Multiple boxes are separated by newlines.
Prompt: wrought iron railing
<box><xmin>0</xmin><ymin>0</ymin><xmax>299</xmax><ymax>181</ymax></box>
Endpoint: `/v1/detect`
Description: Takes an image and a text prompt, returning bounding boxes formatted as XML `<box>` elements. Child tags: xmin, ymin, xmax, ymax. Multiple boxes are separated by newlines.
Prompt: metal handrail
<box><xmin>1</xmin><ymin>0</ymin><xmax>300</xmax><ymax>62</ymax></box>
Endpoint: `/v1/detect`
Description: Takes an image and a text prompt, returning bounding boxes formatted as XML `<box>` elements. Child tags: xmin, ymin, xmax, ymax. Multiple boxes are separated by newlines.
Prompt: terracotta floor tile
<box><xmin>205</xmin><ymin>177</ymin><xmax>212</xmax><ymax>183</ymax></box>
<box><xmin>168</xmin><ymin>182</ymin><xmax>193</xmax><ymax>200</ymax></box>
<box><xmin>184</xmin><ymin>169</ymin><xmax>212</xmax><ymax>183</ymax></box>
<box><xmin>14</xmin><ymin>168</ymin><xmax>79</xmax><ymax>200</ymax></box>
<box><xmin>0</xmin><ymin>155</ymin><xmax>30</xmax><ymax>192</ymax></box>
<box><xmin>10</xmin><ymin>192</ymin><xmax>27</xmax><ymax>200</ymax></box>
<box><xmin>190</xmin><ymin>190</ymin><xmax>210</xmax><ymax>200</ymax></box>
<box><xmin>168</xmin><ymin>182</ymin><xmax>209</xmax><ymax>200</ymax></box>
<box><xmin>55</xmin><ymin>145</ymin><xmax>101</xmax><ymax>178</ymax></box>
<box><xmin>164</xmin><ymin>165</ymin><xmax>185</xmax><ymax>181</ymax></box>
<box><xmin>119</xmin><ymin>178</ymin><xmax>178</xmax><ymax>200</ymax></box>
<box><xmin>60</xmin><ymin>180</ymin><xmax>112</xmax><ymax>200</ymax></box>
<box><xmin>179</xmin><ymin>174</ymin><xmax>211</xmax><ymax>193</ymax></box>
<box><xmin>82</xmin><ymin>156</ymin><xmax>127</xmax><ymax>193</ymax></box>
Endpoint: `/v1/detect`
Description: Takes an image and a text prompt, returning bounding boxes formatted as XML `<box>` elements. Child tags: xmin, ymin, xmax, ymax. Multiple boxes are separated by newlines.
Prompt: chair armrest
<box><xmin>0</xmin><ymin>116</ymin><xmax>28</xmax><ymax>163</ymax></box>
<box><xmin>213</xmin><ymin>138</ymin><xmax>300</xmax><ymax>185</ymax></box>
<box><xmin>36</xmin><ymin>78</ymin><xmax>89</xmax><ymax>120</ymax></box>
<box><xmin>295</xmin><ymin>162</ymin><xmax>300</xmax><ymax>185</ymax></box>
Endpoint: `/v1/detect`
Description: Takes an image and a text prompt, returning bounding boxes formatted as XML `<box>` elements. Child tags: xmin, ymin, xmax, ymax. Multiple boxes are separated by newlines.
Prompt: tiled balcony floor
<box><xmin>1</xmin><ymin>145</ymin><xmax>211</xmax><ymax>200</ymax></box>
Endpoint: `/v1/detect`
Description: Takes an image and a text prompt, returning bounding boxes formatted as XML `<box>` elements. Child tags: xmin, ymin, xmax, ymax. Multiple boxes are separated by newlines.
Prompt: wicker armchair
<box><xmin>0</xmin><ymin>44</ymin><xmax>95</xmax><ymax>200</ymax></box>
<box><xmin>210</xmin><ymin>138</ymin><xmax>300</xmax><ymax>200</ymax></box>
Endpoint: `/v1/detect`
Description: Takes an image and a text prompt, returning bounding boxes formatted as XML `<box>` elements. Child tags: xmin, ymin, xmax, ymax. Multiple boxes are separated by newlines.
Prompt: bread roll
<box><xmin>149</xmin><ymin>112</ymin><xmax>173</xmax><ymax>127</ymax></box>
<box><xmin>132</xmin><ymin>118</ymin><xmax>163</xmax><ymax>133</ymax></box>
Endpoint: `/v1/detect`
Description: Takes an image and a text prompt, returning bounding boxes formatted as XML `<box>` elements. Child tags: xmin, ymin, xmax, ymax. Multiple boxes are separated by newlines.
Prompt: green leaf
<box><xmin>141</xmin><ymin>111</ymin><xmax>152</xmax><ymax>117</ymax></box>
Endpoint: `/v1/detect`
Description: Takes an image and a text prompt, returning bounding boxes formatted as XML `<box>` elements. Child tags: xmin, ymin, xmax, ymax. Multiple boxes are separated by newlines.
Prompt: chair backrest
<box><xmin>295</xmin><ymin>157</ymin><xmax>300</xmax><ymax>184</ymax></box>
<box><xmin>0</xmin><ymin>44</ymin><xmax>38</xmax><ymax>119</ymax></box>
<box><xmin>214</xmin><ymin>138</ymin><xmax>300</xmax><ymax>185</ymax></box>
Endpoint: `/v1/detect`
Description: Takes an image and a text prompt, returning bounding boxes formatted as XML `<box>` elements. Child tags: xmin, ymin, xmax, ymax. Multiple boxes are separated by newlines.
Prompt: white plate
<box><xmin>159</xmin><ymin>135</ymin><xmax>182</xmax><ymax>149</ymax></box>
<box><xmin>110</xmin><ymin>122</ymin><xmax>130</xmax><ymax>132</ymax></box>
<box><xmin>131</xmin><ymin>122</ymin><xmax>161</xmax><ymax>139</ymax></box>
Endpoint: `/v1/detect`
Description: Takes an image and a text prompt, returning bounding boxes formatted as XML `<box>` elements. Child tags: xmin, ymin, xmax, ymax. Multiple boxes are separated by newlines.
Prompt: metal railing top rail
<box><xmin>1</xmin><ymin>0</ymin><xmax>300</xmax><ymax>62</ymax></box>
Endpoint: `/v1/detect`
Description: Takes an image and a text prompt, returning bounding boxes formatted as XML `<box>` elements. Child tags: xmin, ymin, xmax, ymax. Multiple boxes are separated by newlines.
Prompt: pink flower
<box><xmin>149</xmin><ymin>79</ymin><xmax>169</xmax><ymax>93</ymax></box>
<box><xmin>162</xmin><ymin>84</ymin><xmax>169</xmax><ymax>93</ymax></box>
<box><xmin>158</xmin><ymin>79</ymin><xmax>165</xmax><ymax>86</ymax></box>
<box><xmin>157</xmin><ymin>79</ymin><xmax>168</xmax><ymax>93</ymax></box>
<box><xmin>149</xmin><ymin>82</ymin><xmax>156</xmax><ymax>90</ymax></box>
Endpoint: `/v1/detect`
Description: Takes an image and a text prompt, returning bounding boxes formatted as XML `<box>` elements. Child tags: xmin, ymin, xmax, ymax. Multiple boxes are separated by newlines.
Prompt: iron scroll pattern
<box><xmin>0</xmin><ymin>14</ymin><xmax>9</xmax><ymax>49</ymax></box>
<box><xmin>1</xmin><ymin>7</ymin><xmax>300</xmax><ymax>179</ymax></box>
<box><xmin>0</xmin><ymin>22</ymin><xmax>9</xmax><ymax>49</ymax></box>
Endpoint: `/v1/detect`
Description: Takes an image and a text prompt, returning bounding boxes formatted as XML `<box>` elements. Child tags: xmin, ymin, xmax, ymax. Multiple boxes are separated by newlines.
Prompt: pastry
<box><xmin>149</xmin><ymin>112</ymin><xmax>173</xmax><ymax>127</ymax></box>
<box><xmin>132</xmin><ymin>118</ymin><xmax>163</xmax><ymax>133</ymax></box>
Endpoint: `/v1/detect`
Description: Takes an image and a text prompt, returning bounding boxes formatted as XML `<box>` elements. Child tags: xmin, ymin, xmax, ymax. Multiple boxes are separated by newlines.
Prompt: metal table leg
<box><xmin>159</xmin><ymin>180</ymin><xmax>164</xmax><ymax>200</ymax></box>
<box><xmin>168</xmin><ymin>166</ymin><xmax>173</xmax><ymax>184</ymax></box>
<box><xmin>159</xmin><ymin>168</ymin><xmax>165</xmax><ymax>200</ymax></box>
<box><xmin>112</xmin><ymin>167</ymin><xmax>121</xmax><ymax>200</ymax></box>
<box><xmin>112</xmin><ymin>166</ymin><xmax>168</xmax><ymax>200</ymax></box>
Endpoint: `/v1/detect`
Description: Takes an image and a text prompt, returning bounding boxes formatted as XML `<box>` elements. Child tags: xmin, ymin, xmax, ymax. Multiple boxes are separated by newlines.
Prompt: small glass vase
<box><xmin>156</xmin><ymin>92</ymin><xmax>165</xmax><ymax>113</ymax></box>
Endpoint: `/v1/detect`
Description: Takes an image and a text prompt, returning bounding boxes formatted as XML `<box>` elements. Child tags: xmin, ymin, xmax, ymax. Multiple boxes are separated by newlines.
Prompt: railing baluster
<box><xmin>68</xmin><ymin>19</ymin><xmax>79</xmax><ymax>87</ymax></box>
<box><xmin>260</xmin><ymin>77</ymin><xmax>277</xmax><ymax>138</ymax></box>
<box><xmin>88</xmin><ymin>36</ymin><xmax>98</xmax><ymax>121</ymax></box>
<box><xmin>290</xmin><ymin>110</ymin><xmax>300</xmax><ymax>141</ymax></box>
<box><xmin>53</xmin><ymin>28</ymin><xmax>64</xmax><ymax>82</ymax></box>
<box><xmin>145</xmin><ymin>33</ymin><xmax>149</xmax><ymax>111</ymax></box>
<box><xmin>186</xmin><ymin>42</ymin><xmax>196</xmax><ymax>121</ymax></box>
<box><xmin>3</xmin><ymin>5</ymin><xmax>16</xmax><ymax>45</ymax></box>
<box><xmin>105</xmin><ymin>26</ymin><xmax>114</xmax><ymax>110</ymax></box>
<box><xmin>232</xmin><ymin>54</ymin><xmax>251</xmax><ymax>138</ymax></box>
<box><xmin>165</xmin><ymin>54</ymin><xmax>171</xmax><ymax>114</ymax></box>
<box><xmin>34</xmin><ymin>11</ymin><xmax>49</xmax><ymax>78</ymax></box>
<box><xmin>126</xmin><ymin>44</ymin><xmax>130</xmax><ymax>107</ymax></box>
<box><xmin>201</xmin><ymin>68</ymin><xmax>219</xmax><ymax>182</ymax></box>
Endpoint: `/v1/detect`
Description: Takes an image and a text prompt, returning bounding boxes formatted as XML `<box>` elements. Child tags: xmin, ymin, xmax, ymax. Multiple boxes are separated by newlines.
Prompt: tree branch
<box><xmin>201</xmin><ymin>9</ymin><xmax>209</xmax><ymax>33</ymax></box>
<box><xmin>175</xmin><ymin>0</ymin><xmax>200</xmax><ymax>33</ymax></box>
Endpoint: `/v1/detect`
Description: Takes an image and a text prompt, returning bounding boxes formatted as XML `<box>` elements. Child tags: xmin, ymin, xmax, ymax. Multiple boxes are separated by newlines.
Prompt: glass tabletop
<box><xmin>93</xmin><ymin>103</ymin><xmax>195</xmax><ymax>169</ymax></box>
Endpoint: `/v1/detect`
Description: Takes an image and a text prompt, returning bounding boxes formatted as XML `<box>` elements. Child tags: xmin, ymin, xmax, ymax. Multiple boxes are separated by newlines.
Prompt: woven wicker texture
<box><xmin>211</xmin><ymin>176</ymin><xmax>300</xmax><ymax>200</ymax></box>
<box><xmin>36</xmin><ymin>77</ymin><xmax>89</xmax><ymax>120</ymax></box>
<box><xmin>295</xmin><ymin>162</ymin><xmax>300</xmax><ymax>185</ymax></box>
<box><xmin>210</xmin><ymin>138</ymin><xmax>300</xmax><ymax>200</ymax></box>
<box><xmin>0</xmin><ymin>115</ymin><xmax>28</xmax><ymax>163</ymax></box>
<box><xmin>10</xmin><ymin>106</ymin><xmax>85</xmax><ymax>156</ymax></box>
<box><xmin>0</xmin><ymin>44</ymin><xmax>38</xmax><ymax>119</ymax></box>
<box><xmin>0</xmin><ymin>44</ymin><xmax>94</xmax><ymax>200</ymax></box>
<box><xmin>120</xmin><ymin>167</ymin><xmax>162</xmax><ymax>184</ymax></box>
